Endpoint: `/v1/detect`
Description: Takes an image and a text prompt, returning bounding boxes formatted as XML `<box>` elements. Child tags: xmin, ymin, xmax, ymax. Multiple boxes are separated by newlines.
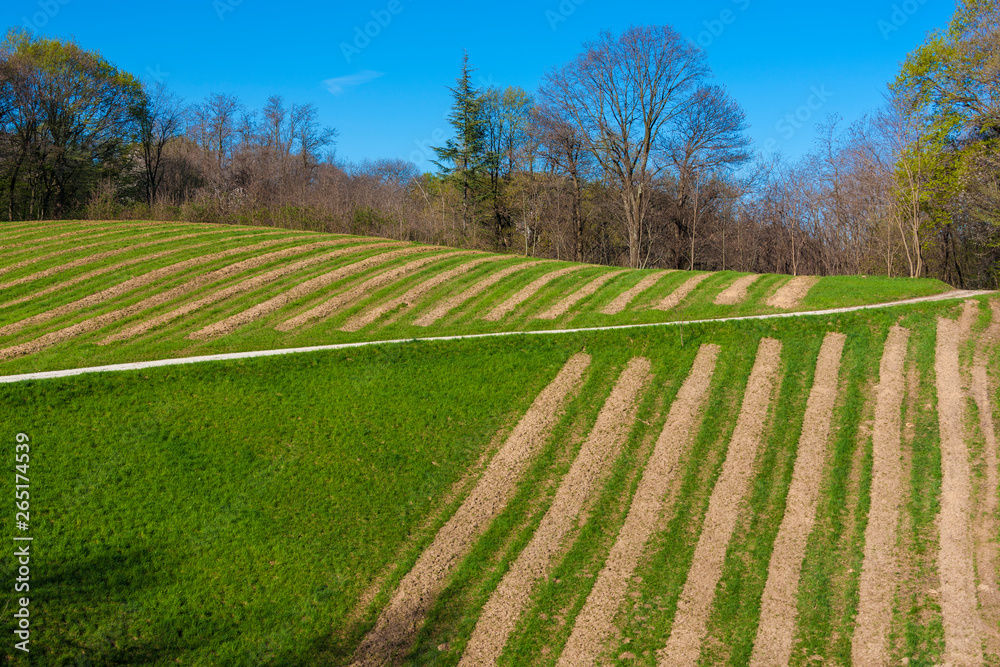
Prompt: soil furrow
<box><xmin>413</xmin><ymin>261</ymin><xmax>544</xmax><ymax>327</ymax></box>
<box><xmin>188</xmin><ymin>247</ymin><xmax>430</xmax><ymax>339</ymax></box>
<box><xmin>1</xmin><ymin>247</ymin><xmax>200</xmax><ymax>309</ymax></box>
<box><xmin>659</xmin><ymin>337</ymin><xmax>783</xmax><ymax>666</ymax></box>
<box><xmin>557</xmin><ymin>345</ymin><xmax>719</xmax><ymax>666</ymax></box>
<box><xmin>936</xmin><ymin>312</ymin><xmax>983</xmax><ymax>665</ymax></box>
<box><xmin>0</xmin><ymin>230</ymin><xmax>234</xmax><ymax>293</ymax></box>
<box><xmin>101</xmin><ymin>241</ymin><xmax>390</xmax><ymax>343</ymax></box>
<box><xmin>0</xmin><ymin>237</ymin><xmax>314</xmax><ymax>337</ymax></box>
<box><xmin>277</xmin><ymin>251</ymin><xmax>470</xmax><ymax>332</ymax></box>
<box><xmin>714</xmin><ymin>274</ymin><xmax>761</xmax><ymax>306</ymax></box>
<box><xmin>340</xmin><ymin>255</ymin><xmax>501</xmax><ymax>332</ymax></box>
<box><xmin>601</xmin><ymin>272</ymin><xmax>673</xmax><ymax>315</ymax></box>
<box><xmin>766</xmin><ymin>276</ymin><xmax>818</xmax><ymax>310</ymax></box>
<box><xmin>973</xmin><ymin>301</ymin><xmax>1000</xmax><ymax>657</ymax></box>
<box><xmin>458</xmin><ymin>357</ymin><xmax>652</xmax><ymax>666</ymax></box>
<box><xmin>0</xmin><ymin>228</ymin><xmax>168</xmax><ymax>277</ymax></box>
<box><xmin>0</xmin><ymin>238</ymin><xmax>322</xmax><ymax>360</ymax></box>
<box><xmin>483</xmin><ymin>266</ymin><xmax>585</xmax><ymax>321</ymax></box>
<box><xmin>351</xmin><ymin>354</ymin><xmax>591</xmax><ymax>666</ymax></box>
<box><xmin>750</xmin><ymin>332</ymin><xmax>846</xmax><ymax>667</ymax></box>
<box><xmin>536</xmin><ymin>271</ymin><xmax>626</xmax><ymax>320</ymax></box>
<box><xmin>851</xmin><ymin>325</ymin><xmax>910</xmax><ymax>665</ymax></box>
<box><xmin>653</xmin><ymin>273</ymin><xmax>711</xmax><ymax>311</ymax></box>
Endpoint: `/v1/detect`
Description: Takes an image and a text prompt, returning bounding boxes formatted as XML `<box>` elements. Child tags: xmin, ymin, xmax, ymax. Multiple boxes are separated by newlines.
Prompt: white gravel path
<box><xmin>0</xmin><ymin>290</ymin><xmax>989</xmax><ymax>385</ymax></box>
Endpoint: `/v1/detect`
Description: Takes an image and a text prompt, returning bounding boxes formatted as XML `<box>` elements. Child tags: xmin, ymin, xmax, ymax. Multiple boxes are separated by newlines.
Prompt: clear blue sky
<box><xmin>4</xmin><ymin>0</ymin><xmax>958</xmax><ymax>172</ymax></box>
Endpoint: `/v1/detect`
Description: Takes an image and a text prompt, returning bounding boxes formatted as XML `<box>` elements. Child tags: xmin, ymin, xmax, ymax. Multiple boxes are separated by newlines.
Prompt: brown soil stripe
<box><xmin>0</xmin><ymin>238</ymin><xmax>320</xmax><ymax>360</ymax></box>
<box><xmin>974</xmin><ymin>301</ymin><xmax>1000</xmax><ymax>656</ymax></box>
<box><xmin>340</xmin><ymin>255</ymin><xmax>502</xmax><ymax>332</ymax></box>
<box><xmin>659</xmin><ymin>337</ymin><xmax>783</xmax><ymax>665</ymax></box>
<box><xmin>750</xmin><ymin>333</ymin><xmax>846</xmax><ymax>667</ymax></box>
<box><xmin>536</xmin><ymin>271</ymin><xmax>626</xmax><ymax>320</ymax></box>
<box><xmin>653</xmin><ymin>273</ymin><xmax>711</xmax><ymax>311</ymax></box>
<box><xmin>103</xmin><ymin>241</ymin><xmax>395</xmax><ymax>343</ymax></box>
<box><xmin>190</xmin><ymin>246</ymin><xmax>429</xmax><ymax>339</ymax></box>
<box><xmin>351</xmin><ymin>354</ymin><xmax>591</xmax><ymax>666</ymax></box>
<box><xmin>0</xmin><ymin>237</ymin><xmax>315</xmax><ymax>337</ymax></box>
<box><xmin>0</xmin><ymin>230</ymin><xmax>235</xmax><ymax>292</ymax></box>
<box><xmin>851</xmin><ymin>326</ymin><xmax>910</xmax><ymax>665</ymax></box>
<box><xmin>936</xmin><ymin>312</ymin><xmax>983</xmax><ymax>664</ymax></box>
<box><xmin>0</xmin><ymin>224</ymin><xmax>161</xmax><ymax>253</ymax></box>
<box><xmin>601</xmin><ymin>271</ymin><xmax>673</xmax><ymax>315</ymax></box>
<box><xmin>277</xmin><ymin>251</ymin><xmax>472</xmax><ymax>332</ymax></box>
<box><xmin>483</xmin><ymin>266</ymin><xmax>585</xmax><ymax>321</ymax></box>
<box><xmin>2</xmin><ymin>245</ymin><xmax>211</xmax><ymax>309</ymax></box>
<box><xmin>413</xmin><ymin>261</ymin><xmax>544</xmax><ymax>327</ymax></box>
<box><xmin>714</xmin><ymin>274</ymin><xmax>762</xmax><ymax>306</ymax></box>
<box><xmin>0</xmin><ymin>221</ymin><xmax>171</xmax><ymax>244</ymax></box>
<box><xmin>766</xmin><ymin>276</ymin><xmax>818</xmax><ymax>310</ymax></box>
<box><xmin>558</xmin><ymin>345</ymin><xmax>719</xmax><ymax>667</ymax></box>
<box><xmin>0</xmin><ymin>227</ymin><xmax>174</xmax><ymax>277</ymax></box>
<box><xmin>459</xmin><ymin>357</ymin><xmax>652</xmax><ymax>667</ymax></box>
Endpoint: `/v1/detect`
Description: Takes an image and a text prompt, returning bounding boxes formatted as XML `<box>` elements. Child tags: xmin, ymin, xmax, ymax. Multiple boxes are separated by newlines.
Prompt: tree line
<box><xmin>1</xmin><ymin>0</ymin><xmax>997</xmax><ymax>287</ymax></box>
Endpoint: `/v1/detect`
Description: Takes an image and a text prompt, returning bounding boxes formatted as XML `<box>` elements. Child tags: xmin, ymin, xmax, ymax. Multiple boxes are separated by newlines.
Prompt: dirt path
<box><xmin>351</xmin><ymin>354</ymin><xmax>590</xmax><ymax>666</ymax></box>
<box><xmin>483</xmin><ymin>266</ymin><xmax>585</xmax><ymax>321</ymax></box>
<box><xmin>936</xmin><ymin>311</ymin><xmax>983</xmax><ymax>665</ymax></box>
<box><xmin>851</xmin><ymin>326</ymin><xmax>910</xmax><ymax>665</ymax></box>
<box><xmin>653</xmin><ymin>274</ymin><xmax>711</xmax><ymax>311</ymax></box>
<box><xmin>0</xmin><ymin>237</ymin><xmax>314</xmax><ymax>337</ymax></box>
<box><xmin>750</xmin><ymin>333</ymin><xmax>846</xmax><ymax>666</ymax></box>
<box><xmin>659</xmin><ymin>337</ymin><xmax>783</xmax><ymax>666</ymax></box>
<box><xmin>714</xmin><ymin>274</ymin><xmax>761</xmax><ymax>306</ymax></box>
<box><xmin>973</xmin><ymin>301</ymin><xmax>1000</xmax><ymax>657</ymax></box>
<box><xmin>187</xmin><ymin>247</ymin><xmax>431</xmax><ymax>339</ymax></box>
<box><xmin>537</xmin><ymin>271</ymin><xmax>626</xmax><ymax>320</ymax></box>
<box><xmin>766</xmin><ymin>276</ymin><xmax>818</xmax><ymax>310</ymax></box>
<box><xmin>101</xmin><ymin>241</ymin><xmax>392</xmax><ymax>343</ymax></box>
<box><xmin>601</xmin><ymin>272</ymin><xmax>673</xmax><ymax>315</ymax></box>
<box><xmin>277</xmin><ymin>252</ymin><xmax>472</xmax><ymax>332</ymax></box>
<box><xmin>412</xmin><ymin>262</ymin><xmax>544</xmax><ymax>327</ymax></box>
<box><xmin>458</xmin><ymin>357</ymin><xmax>652</xmax><ymax>666</ymax></box>
<box><xmin>557</xmin><ymin>345</ymin><xmax>719</xmax><ymax>666</ymax></box>
<box><xmin>340</xmin><ymin>256</ymin><xmax>501</xmax><ymax>332</ymax></box>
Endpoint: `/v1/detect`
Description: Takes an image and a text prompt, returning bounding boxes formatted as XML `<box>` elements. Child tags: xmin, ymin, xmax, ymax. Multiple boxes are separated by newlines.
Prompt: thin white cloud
<box><xmin>323</xmin><ymin>70</ymin><xmax>385</xmax><ymax>95</ymax></box>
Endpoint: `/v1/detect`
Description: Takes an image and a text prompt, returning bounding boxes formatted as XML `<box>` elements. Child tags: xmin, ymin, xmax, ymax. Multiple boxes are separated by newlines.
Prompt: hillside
<box><xmin>0</xmin><ymin>220</ymin><xmax>954</xmax><ymax>376</ymax></box>
<box><xmin>2</xmin><ymin>220</ymin><xmax>997</xmax><ymax>666</ymax></box>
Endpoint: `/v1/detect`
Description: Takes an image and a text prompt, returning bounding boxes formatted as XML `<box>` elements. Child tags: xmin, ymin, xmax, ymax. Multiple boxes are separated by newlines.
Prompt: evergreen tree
<box><xmin>433</xmin><ymin>52</ymin><xmax>487</xmax><ymax>231</ymax></box>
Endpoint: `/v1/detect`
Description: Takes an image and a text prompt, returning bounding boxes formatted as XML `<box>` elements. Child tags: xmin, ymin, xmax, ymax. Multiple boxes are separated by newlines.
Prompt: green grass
<box><xmin>0</xmin><ymin>220</ymin><xmax>988</xmax><ymax>666</ymax></box>
<box><xmin>0</xmin><ymin>220</ymin><xmax>956</xmax><ymax>376</ymax></box>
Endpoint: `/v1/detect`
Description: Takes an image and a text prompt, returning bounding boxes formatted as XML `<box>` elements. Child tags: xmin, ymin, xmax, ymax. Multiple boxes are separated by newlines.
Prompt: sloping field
<box><xmin>0</xmin><ymin>220</ymin><xmax>954</xmax><ymax>376</ymax></box>
<box><xmin>3</xmin><ymin>267</ymin><xmax>999</xmax><ymax>665</ymax></box>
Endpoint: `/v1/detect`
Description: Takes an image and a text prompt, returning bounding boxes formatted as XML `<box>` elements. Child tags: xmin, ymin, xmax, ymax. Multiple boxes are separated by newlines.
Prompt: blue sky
<box><xmin>4</xmin><ymin>0</ymin><xmax>958</xmax><ymax>172</ymax></box>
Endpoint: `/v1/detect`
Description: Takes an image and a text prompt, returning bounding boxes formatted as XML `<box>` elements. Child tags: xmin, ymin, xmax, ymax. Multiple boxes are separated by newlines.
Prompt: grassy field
<box><xmin>0</xmin><ymin>220</ymin><xmax>952</xmax><ymax>376</ymax></box>
<box><xmin>2</xmin><ymin>291</ymin><xmax>998</xmax><ymax>665</ymax></box>
<box><xmin>1</xmin><ymin>220</ymin><xmax>994</xmax><ymax>666</ymax></box>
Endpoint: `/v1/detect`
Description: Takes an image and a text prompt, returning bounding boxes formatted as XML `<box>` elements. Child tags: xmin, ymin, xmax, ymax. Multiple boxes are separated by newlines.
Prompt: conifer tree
<box><xmin>433</xmin><ymin>52</ymin><xmax>486</xmax><ymax>231</ymax></box>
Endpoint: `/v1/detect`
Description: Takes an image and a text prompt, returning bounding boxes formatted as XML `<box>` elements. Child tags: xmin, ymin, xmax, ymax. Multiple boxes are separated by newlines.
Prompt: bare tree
<box><xmin>137</xmin><ymin>82</ymin><xmax>185</xmax><ymax>205</ymax></box>
<box><xmin>665</xmin><ymin>84</ymin><xmax>752</xmax><ymax>269</ymax></box>
<box><xmin>541</xmin><ymin>25</ymin><xmax>709</xmax><ymax>268</ymax></box>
